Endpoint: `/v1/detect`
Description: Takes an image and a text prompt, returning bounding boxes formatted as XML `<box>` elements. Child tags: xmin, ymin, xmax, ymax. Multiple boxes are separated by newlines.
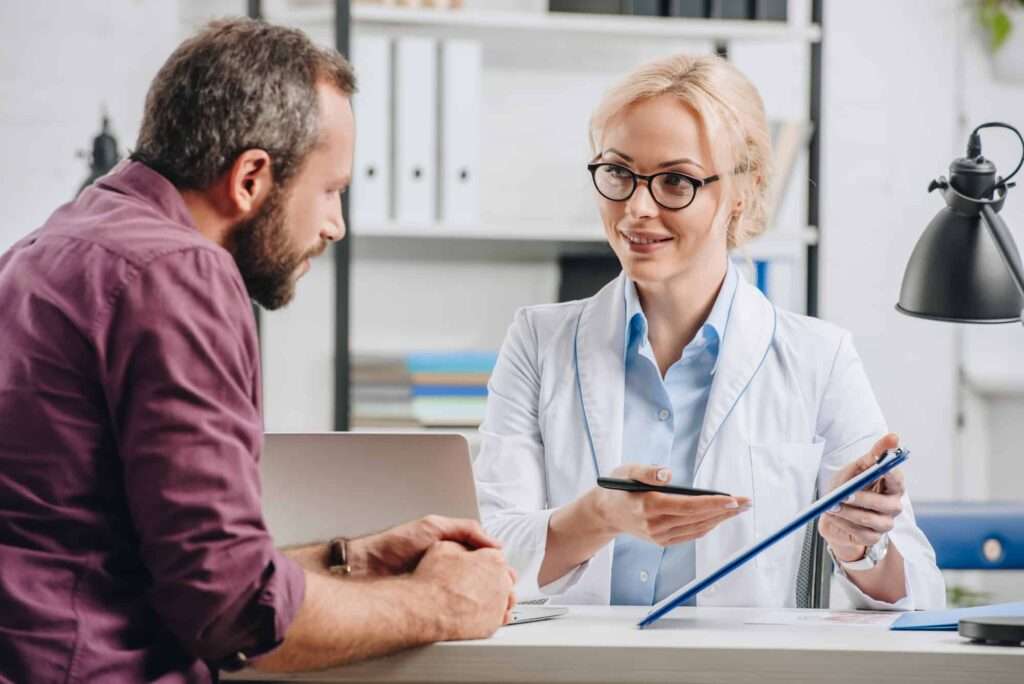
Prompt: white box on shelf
<box><xmin>351</xmin><ymin>35</ymin><xmax>392</xmax><ymax>225</ymax></box>
<box><xmin>393</xmin><ymin>36</ymin><xmax>438</xmax><ymax>227</ymax></box>
<box><xmin>439</xmin><ymin>39</ymin><xmax>482</xmax><ymax>227</ymax></box>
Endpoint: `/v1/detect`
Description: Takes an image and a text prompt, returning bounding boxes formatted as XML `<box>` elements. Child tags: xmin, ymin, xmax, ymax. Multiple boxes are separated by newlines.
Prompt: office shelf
<box><xmin>276</xmin><ymin>5</ymin><xmax>823</xmax><ymax>44</ymax></box>
<box><xmin>206</xmin><ymin>0</ymin><xmax>827</xmax><ymax>431</ymax></box>
<box><xmin>353</xmin><ymin>223</ymin><xmax>818</xmax><ymax>262</ymax></box>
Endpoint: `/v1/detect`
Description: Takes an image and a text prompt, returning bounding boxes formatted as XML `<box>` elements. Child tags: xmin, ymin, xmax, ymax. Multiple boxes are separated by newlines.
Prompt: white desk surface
<box><xmin>228</xmin><ymin>605</ymin><xmax>1024</xmax><ymax>684</ymax></box>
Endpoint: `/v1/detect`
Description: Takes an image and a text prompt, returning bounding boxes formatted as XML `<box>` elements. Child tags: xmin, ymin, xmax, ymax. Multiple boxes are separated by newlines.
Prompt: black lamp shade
<box><xmin>897</xmin><ymin>207</ymin><xmax>1024</xmax><ymax>324</ymax></box>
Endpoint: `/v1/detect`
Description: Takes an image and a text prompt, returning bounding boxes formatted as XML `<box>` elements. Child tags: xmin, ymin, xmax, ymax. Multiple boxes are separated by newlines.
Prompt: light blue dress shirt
<box><xmin>610</xmin><ymin>261</ymin><xmax>738</xmax><ymax>606</ymax></box>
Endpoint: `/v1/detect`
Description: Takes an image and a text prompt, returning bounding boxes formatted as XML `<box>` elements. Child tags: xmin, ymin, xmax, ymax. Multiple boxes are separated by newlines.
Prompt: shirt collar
<box><xmin>623</xmin><ymin>260</ymin><xmax>738</xmax><ymax>372</ymax></box>
<box><xmin>93</xmin><ymin>160</ymin><xmax>199</xmax><ymax>232</ymax></box>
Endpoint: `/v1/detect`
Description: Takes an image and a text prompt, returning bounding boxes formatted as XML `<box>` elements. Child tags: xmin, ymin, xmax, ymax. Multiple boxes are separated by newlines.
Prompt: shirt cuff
<box><xmin>221</xmin><ymin>550</ymin><xmax>307</xmax><ymax>670</ymax></box>
<box><xmin>833</xmin><ymin>561</ymin><xmax>914</xmax><ymax>611</ymax></box>
<box><xmin>539</xmin><ymin>559</ymin><xmax>590</xmax><ymax>596</ymax></box>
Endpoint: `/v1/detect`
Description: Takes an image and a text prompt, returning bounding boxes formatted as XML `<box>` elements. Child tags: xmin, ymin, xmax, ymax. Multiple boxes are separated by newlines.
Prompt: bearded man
<box><xmin>0</xmin><ymin>18</ymin><xmax>515</xmax><ymax>684</ymax></box>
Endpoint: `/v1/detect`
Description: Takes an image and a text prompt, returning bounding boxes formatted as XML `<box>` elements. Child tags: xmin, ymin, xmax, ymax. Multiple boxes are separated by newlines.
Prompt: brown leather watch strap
<box><xmin>327</xmin><ymin>537</ymin><xmax>352</xmax><ymax>576</ymax></box>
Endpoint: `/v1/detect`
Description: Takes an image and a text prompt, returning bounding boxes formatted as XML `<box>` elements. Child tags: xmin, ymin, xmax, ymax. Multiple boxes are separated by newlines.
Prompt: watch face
<box><xmin>867</xmin><ymin>535</ymin><xmax>889</xmax><ymax>563</ymax></box>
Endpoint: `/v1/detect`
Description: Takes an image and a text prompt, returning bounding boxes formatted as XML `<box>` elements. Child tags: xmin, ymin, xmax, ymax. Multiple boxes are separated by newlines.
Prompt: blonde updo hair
<box><xmin>589</xmin><ymin>53</ymin><xmax>772</xmax><ymax>249</ymax></box>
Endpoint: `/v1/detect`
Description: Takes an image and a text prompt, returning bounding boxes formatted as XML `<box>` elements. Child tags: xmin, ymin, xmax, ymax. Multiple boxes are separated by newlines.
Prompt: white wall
<box><xmin>955</xmin><ymin>2</ymin><xmax>1024</xmax><ymax>502</ymax></box>
<box><xmin>821</xmin><ymin>0</ymin><xmax>962</xmax><ymax>499</ymax></box>
<box><xmin>0</xmin><ymin>1</ymin><xmax>184</xmax><ymax>253</ymax></box>
<box><xmin>819</xmin><ymin>0</ymin><xmax>1024</xmax><ymax>502</ymax></box>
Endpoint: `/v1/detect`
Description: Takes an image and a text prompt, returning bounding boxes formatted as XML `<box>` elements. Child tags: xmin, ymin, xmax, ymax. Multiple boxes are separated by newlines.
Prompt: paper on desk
<box><xmin>745</xmin><ymin>610</ymin><xmax>901</xmax><ymax>628</ymax></box>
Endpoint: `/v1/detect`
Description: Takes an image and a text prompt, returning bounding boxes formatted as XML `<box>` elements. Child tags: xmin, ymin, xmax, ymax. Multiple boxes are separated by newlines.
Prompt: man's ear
<box><xmin>224</xmin><ymin>149</ymin><xmax>273</xmax><ymax>217</ymax></box>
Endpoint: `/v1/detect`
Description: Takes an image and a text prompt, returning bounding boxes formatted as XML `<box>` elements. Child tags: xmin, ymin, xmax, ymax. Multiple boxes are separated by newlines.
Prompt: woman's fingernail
<box><xmin>829</xmin><ymin>504</ymin><xmax>841</xmax><ymax>514</ymax></box>
<box><xmin>724</xmin><ymin>500</ymin><xmax>739</xmax><ymax>509</ymax></box>
<box><xmin>656</xmin><ymin>469</ymin><xmax>671</xmax><ymax>482</ymax></box>
<box><xmin>845</xmin><ymin>494</ymin><xmax>856</xmax><ymax>504</ymax></box>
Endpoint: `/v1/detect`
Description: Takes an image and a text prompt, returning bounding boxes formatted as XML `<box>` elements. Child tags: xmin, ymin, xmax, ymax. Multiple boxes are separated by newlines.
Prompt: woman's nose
<box><xmin>625</xmin><ymin>180</ymin><xmax>659</xmax><ymax>218</ymax></box>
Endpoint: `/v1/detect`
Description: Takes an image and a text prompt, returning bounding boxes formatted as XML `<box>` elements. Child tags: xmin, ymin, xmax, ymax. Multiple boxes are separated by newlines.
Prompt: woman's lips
<box><xmin>619</xmin><ymin>229</ymin><xmax>673</xmax><ymax>253</ymax></box>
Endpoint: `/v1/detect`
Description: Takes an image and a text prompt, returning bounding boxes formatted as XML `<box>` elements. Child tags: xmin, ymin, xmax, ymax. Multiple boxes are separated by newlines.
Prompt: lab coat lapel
<box><xmin>695</xmin><ymin>275</ymin><xmax>776</xmax><ymax>472</ymax></box>
<box><xmin>574</xmin><ymin>273</ymin><xmax>627</xmax><ymax>478</ymax></box>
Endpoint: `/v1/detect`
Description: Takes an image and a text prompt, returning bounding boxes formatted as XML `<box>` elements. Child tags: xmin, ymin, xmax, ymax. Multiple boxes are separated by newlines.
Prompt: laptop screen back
<box><xmin>260</xmin><ymin>432</ymin><xmax>479</xmax><ymax>547</ymax></box>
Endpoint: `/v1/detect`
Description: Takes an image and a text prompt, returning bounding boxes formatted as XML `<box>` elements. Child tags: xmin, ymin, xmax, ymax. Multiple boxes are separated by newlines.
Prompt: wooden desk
<box><xmin>227</xmin><ymin>606</ymin><xmax>1024</xmax><ymax>683</ymax></box>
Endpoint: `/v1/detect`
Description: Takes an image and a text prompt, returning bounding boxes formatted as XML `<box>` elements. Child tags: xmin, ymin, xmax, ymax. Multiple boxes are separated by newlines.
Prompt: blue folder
<box><xmin>637</xmin><ymin>448</ymin><xmax>910</xmax><ymax>629</ymax></box>
<box><xmin>890</xmin><ymin>602</ymin><xmax>1024</xmax><ymax>631</ymax></box>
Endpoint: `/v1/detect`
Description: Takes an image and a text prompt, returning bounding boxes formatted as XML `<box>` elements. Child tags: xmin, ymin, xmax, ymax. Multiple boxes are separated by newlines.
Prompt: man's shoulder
<box><xmin>38</xmin><ymin>187</ymin><xmax>225</xmax><ymax>271</ymax></box>
<box><xmin>0</xmin><ymin>182</ymin><xmax>246</xmax><ymax>340</ymax></box>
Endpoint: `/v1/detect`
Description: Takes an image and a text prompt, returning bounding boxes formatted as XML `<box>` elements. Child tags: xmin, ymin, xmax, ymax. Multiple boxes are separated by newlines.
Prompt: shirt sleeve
<box><xmin>815</xmin><ymin>331</ymin><xmax>946</xmax><ymax>611</ymax></box>
<box><xmin>99</xmin><ymin>246</ymin><xmax>305</xmax><ymax>665</ymax></box>
<box><xmin>476</xmin><ymin>308</ymin><xmax>590</xmax><ymax>600</ymax></box>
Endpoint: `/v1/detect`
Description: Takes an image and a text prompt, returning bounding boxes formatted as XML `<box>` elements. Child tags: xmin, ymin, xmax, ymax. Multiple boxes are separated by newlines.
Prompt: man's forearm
<box><xmin>252</xmin><ymin>570</ymin><xmax>444</xmax><ymax>672</ymax></box>
<box><xmin>283</xmin><ymin>543</ymin><xmax>331</xmax><ymax>575</ymax></box>
<box><xmin>283</xmin><ymin>539</ymin><xmax>379</xmax><ymax>577</ymax></box>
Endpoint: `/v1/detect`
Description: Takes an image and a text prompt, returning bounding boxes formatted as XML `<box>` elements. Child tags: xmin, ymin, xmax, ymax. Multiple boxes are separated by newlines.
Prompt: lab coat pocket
<box><xmin>749</xmin><ymin>441</ymin><xmax>824</xmax><ymax>570</ymax></box>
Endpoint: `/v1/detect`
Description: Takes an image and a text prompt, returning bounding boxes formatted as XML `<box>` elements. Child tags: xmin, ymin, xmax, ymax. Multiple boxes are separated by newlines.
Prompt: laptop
<box><xmin>261</xmin><ymin>432</ymin><xmax>566</xmax><ymax>626</ymax></box>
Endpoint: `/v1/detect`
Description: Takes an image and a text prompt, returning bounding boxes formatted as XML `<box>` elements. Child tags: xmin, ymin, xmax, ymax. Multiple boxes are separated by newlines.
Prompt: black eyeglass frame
<box><xmin>586</xmin><ymin>162</ymin><xmax>720</xmax><ymax>210</ymax></box>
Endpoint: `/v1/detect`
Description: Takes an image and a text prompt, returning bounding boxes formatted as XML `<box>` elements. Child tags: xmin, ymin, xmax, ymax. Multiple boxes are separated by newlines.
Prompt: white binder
<box><xmin>393</xmin><ymin>36</ymin><xmax>438</xmax><ymax>227</ymax></box>
<box><xmin>439</xmin><ymin>39</ymin><xmax>482</xmax><ymax>227</ymax></box>
<box><xmin>350</xmin><ymin>35</ymin><xmax>391</xmax><ymax>226</ymax></box>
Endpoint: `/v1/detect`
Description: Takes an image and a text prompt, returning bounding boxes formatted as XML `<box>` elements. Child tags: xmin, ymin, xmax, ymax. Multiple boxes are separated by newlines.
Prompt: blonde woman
<box><xmin>474</xmin><ymin>54</ymin><xmax>944</xmax><ymax>609</ymax></box>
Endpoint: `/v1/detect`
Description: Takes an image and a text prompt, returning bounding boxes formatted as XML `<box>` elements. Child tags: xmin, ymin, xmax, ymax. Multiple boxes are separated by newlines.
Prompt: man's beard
<box><xmin>227</xmin><ymin>185</ymin><xmax>325</xmax><ymax>310</ymax></box>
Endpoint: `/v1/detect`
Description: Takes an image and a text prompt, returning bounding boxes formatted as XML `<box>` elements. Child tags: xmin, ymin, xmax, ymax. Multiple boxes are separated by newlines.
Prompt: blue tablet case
<box><xmin>638</xmin><ymin>448</ymin><xmax>910</xmax><ymax>629</ymax></box>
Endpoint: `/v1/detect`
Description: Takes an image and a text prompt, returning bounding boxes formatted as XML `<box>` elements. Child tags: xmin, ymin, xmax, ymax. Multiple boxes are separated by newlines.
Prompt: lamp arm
<box><xmin>980</xmin><ymin>204</ymin><xmax>1024</xmax><ymax>304</ymax></box>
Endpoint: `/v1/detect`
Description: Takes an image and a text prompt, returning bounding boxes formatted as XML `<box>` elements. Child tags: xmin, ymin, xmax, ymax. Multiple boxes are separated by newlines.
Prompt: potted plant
<box><xmin>979</xmin><ymin>0</ymin><xmax>1024</xmax><ymax>82</ymax></box>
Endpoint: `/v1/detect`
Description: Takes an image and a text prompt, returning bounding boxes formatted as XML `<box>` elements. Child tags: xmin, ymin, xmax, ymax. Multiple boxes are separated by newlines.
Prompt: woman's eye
<box><xmin>606</xmin><ymin>166</ymin><xmax>631</xmax><ymax>179</ymax></box>
<box><xmin>662</xmin><ymin>174</ymin><xmax>686</xmax><ymax>187</ymax></box>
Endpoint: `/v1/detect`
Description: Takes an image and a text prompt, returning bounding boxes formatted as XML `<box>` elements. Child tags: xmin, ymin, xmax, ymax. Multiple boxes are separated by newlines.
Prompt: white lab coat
<box><xmin>475</xmin><ymin>271</ymin><xmax>945</xmax><ymax>610</ymax></box>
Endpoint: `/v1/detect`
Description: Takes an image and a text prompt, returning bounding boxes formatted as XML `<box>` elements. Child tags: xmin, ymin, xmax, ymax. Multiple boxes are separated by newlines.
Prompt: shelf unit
<box><xmin>301</xmin><ymin>4</ymin><xmax>822</xmax><ymax>42</ymax></box>
<box><xmin>237</xmin><ymin>0</ymin><xmax>825</xmax><ymax>432</ymax></box>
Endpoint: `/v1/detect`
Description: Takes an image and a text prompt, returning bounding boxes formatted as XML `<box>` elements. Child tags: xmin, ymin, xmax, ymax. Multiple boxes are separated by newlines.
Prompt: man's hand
<box><xmin>819</xmin><ymin>433</ymin><xmax>905</xmax><ymax>564</ymax></box>
<box><xmin>257</xmin><ymin>536</ymin><xmax>517</xmax><ymax>672</ymax></box>
<box><xmin>349</xmin><ymin>515</ymin><xmax>501</xmax><ymax>577</ymax></box>
<box><xmin>412</xmin><ymin>540</ymin><xmax>517</xmax><ymax>641</ymax></box>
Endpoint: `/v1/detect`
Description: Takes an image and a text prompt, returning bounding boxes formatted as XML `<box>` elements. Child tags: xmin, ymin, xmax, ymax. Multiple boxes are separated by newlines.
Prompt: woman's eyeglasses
<box><xmin>587</xmin><ymin>162</ymin><xmax>719</xmax><ymax>210</ymax></box>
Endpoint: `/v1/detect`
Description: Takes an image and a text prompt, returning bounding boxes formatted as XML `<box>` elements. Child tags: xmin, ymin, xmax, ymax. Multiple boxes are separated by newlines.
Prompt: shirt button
<box><xmin>658</xmin><ymin>408</ymin><xmax>670</xmax><ymax>421</ymax></box>
<box><xmin>640</xmin><ymin>570</ymin><xmax>650</xmax><ymax>583</ymax></box>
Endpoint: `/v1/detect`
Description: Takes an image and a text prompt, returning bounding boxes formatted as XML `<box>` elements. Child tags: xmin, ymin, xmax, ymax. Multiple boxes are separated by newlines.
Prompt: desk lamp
<box><xmin>896</xmin><ymin>121</ymin><xmax>1024</xmax><ymax>646</ymax></box>
<box><xmin>77</xmin><ymin>112</ymin><xmax>121</xmax><ymax>196</ymax></box>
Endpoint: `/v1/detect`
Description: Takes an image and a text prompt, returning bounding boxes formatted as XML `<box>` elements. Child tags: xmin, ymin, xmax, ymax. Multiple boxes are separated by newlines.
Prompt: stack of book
<box><xmin>351</xmin><ymin>351</ymin><xmax>497</xmax><ymax>428</ymax></box>
<box><xmin>351</xmin><ymin>355</ymin><xmax>416</xmax><ymax>427</ymax></box>
<box><xmin>409</xmin><ymin>351</ymin><xmax>495</xmax><ymax>427</ymax></box>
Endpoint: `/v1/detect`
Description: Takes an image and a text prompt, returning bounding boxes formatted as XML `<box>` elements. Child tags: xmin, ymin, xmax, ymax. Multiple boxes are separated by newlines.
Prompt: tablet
<box><xmin>637</xmin><ymin>447</ymin><xmax>910</xmax><ymax>629</ymax></box>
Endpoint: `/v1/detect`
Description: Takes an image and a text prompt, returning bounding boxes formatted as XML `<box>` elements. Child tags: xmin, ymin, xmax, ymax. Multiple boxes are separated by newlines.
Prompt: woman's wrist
<box><xmin>582</xmin><ymin>487</ymin><xmax>621</xmax><ymax>537</ymax></box>
<box><xmin>828</xmin><ymin>541</ymin><xmax>868</xmax><ymax>564</ymax></box>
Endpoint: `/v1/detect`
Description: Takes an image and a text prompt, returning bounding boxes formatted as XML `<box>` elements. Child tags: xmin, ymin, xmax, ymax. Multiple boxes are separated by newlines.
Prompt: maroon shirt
<box><xmin>0</xmin><ymin>162</ymin><xmax>305</xmax><ymax>683</ymax></box>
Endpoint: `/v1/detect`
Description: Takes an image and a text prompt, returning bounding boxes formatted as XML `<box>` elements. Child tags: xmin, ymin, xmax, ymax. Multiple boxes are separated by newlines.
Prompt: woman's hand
<box><xmin>819</xmin><ymin>433</ymin><xmax>905</xmax><ymax>563</ymax></box>
<box><xmin>592</xmin><ymin>463</ymin><xmax>751</xmax><ymax>547</ymax></box>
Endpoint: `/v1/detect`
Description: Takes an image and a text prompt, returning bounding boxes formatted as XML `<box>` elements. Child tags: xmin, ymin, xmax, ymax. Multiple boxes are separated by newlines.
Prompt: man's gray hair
<box><xmin>132</xmin><ymin>18</ymin><xmax>356</xmax><ymax>190</ymax></box>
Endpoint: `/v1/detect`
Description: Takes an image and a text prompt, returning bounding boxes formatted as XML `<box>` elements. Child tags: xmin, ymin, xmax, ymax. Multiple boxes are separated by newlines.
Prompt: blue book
<box><xmin>405</xmin><ymin>351</ymin><xmax>498</xmax><ymax>374</ymax></box>
<box><xmin>890</xmin><ymin>602</ymin><xmax>1024</xmax><ymax>631</ymax></box>
<box><xmin>754</xmin><ymin>259</ymin><xmax>770</xmax><ymax>296</ymax></box>
<box><xmin>411</xmin><ymin>385</ymin><xmax>488</xmax><ymax>398</ymax></box>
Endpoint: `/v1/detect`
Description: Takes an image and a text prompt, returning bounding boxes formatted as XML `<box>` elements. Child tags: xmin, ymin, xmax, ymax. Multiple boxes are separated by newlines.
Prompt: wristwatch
<box><xmin>831</xmin><ymin>533</ymin><xmax>889</xmax><ymax>572</ymax></box>
<box><xmin>327</xmin><ymin>537</ymin><xmax>352</xmax><ymax>576</ymax></box>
